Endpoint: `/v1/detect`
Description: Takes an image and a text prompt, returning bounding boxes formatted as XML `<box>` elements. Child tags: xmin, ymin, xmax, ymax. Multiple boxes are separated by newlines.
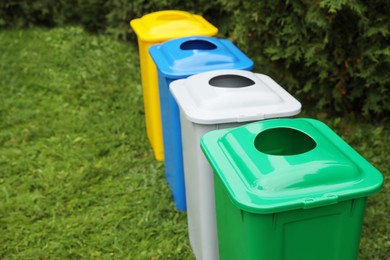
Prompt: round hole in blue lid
<box><xmin>209</xmin><ymin>74</ymin><xmax>255</xmax><ymax>88</ymax></box>
<box><xmin>180</xmin><ymin>40</ymin><xmax>217</xmax><ymax>50</ymax></box>
<box><xmin>254</xmin><ymin>128</ymin><xmax>316</xmax><ymax>156</ymax></box>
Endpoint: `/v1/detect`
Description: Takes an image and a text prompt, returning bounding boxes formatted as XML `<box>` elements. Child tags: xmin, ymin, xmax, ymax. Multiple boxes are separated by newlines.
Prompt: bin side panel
<box><xmin>180</xmin><ymin>111</ymin><xmax>248</xmax><ymax>260</ymax></box>
<box><xmin>214</xmin><ymin>172</ymin><xmax>248</xmax><ymax>260</ymax></box>
<box><xmin>158</xmin><ymin>73</ymin><xmax>186</xmax><ymax>210</ymax></box>
<box><xmin>180</xmin><ymin>112</ymin><xmax>219</xmax><ymax>259</ymax></box>
<box><xmin>214</xmin><ymin>172</ymin><xmax>367</xmax><ymax>260</ymax></box>
<box><xmin>137</xmin><ymin>39</ymin><xmax>164</xmax><ymax>160</ymax></box>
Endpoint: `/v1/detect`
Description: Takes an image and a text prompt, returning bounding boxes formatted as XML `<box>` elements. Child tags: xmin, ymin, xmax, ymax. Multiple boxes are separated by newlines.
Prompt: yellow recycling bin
<box><xmin>130</xmin><ymin>10</ymin><xmax>218</xmax><ymax>160</ymax></box>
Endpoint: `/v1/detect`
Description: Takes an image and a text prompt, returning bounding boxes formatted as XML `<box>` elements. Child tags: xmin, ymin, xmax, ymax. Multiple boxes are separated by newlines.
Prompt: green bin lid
<box><xmin>200</xmin><ymin>118</ymin><xmax>383</xmax><ymax>214</ymax></box>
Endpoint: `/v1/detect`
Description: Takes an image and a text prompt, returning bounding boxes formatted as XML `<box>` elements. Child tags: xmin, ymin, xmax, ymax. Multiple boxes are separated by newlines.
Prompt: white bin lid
<box><xmin>170</xmin><ymin>69</ymin><xmax>302</xmax><ymax>124</ymax></box>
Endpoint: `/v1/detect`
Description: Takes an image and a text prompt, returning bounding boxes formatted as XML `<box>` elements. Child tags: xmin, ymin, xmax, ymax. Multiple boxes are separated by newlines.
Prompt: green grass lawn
<box><xmin>0</xmin><ymin>27</ymin><xmax>389</xmax><ymax>259</ymax></box>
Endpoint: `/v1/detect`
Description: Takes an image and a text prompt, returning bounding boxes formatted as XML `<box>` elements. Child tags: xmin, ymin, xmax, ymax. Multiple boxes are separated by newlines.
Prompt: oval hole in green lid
<box><xmin>255</xmin><ymin>127</ymin><xmax>316</xmax><ymax>156</ymax></box>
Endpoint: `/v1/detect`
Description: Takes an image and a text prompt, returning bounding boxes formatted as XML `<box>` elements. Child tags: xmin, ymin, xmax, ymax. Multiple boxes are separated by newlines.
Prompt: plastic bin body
<box><xmin>200</xmin><ymin>118</ymin><xmax>383</xmax><ymax>260</ymax></box>
<box><xmin>170</xmin><ymin>70</ymin><xmax>301</xmax><ymax>260</ymax></box>
<box><xmin>149</xmin><ymin>36</ymin><xmax>254</xmax><ymax>211</ymax></box>
<box><xmin>180</xmin><ymin>116</ymin><xmax>245</xmax><ymax>260</ymax></box>
<box><xmin>130</xmin><ymin>10</ymin><xmax>218</xmax><ymax>160</ymax></box>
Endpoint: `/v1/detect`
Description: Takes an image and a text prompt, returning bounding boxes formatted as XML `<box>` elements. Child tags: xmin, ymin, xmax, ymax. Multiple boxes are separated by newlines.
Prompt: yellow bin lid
<box><xmin>130</xmin><ymin>10</ymin><xmax>218</xmax><ymax>42</ymax></box>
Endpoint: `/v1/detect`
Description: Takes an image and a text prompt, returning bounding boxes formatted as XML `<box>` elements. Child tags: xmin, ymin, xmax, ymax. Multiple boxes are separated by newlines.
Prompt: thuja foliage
<box><xmin>220</xmin><ymin>0</ymin><xmax>390</xmax><ymax>117</ymax></box>
<box><xmin>0</xmin><ymin>0</ymin><xmax>388</xmax><ymax>117</ymax></box>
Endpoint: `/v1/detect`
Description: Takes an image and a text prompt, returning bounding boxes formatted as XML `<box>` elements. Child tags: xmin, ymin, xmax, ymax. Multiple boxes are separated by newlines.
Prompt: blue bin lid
<box><xmin>201</xmin><ymin>118</ymin><xmax>384</xmax><ymax>214</ymax></box>
<box><xmin>149</xmin><ymin>36</ymin><xmax>254</xmax><ymax>79</ymax></box>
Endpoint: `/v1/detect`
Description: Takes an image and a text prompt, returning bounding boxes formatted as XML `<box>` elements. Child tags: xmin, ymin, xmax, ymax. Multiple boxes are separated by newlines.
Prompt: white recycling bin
<box><xmin>170</xmin><ymin>69</ymin><xmax>302</xmax><ymax>260</ymax></box>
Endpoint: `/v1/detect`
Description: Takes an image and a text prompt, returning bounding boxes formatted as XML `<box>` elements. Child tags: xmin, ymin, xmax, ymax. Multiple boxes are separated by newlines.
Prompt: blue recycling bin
<box><xmin>149</xmin><ymin>36</ymin><xmax>253</xmax><ymax>211</ymax></box>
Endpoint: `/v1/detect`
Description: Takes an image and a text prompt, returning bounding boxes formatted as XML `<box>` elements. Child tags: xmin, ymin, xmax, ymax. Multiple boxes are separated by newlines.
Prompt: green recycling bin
<box><xmin>201</xmin><ymin>118</ymin><xmax>383</xmax><ymax>260</ymax></box>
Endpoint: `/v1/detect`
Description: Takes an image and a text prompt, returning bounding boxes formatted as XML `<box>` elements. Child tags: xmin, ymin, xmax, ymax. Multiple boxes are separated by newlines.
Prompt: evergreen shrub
<box><xmin>1</xmin><ymin>0</ymin><xmax>388</xmax><ymax>117</ymax></box>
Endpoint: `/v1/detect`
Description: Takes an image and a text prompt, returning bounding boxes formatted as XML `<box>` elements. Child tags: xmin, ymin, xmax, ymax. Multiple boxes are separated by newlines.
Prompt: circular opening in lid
<box><xmin>209</xmin><ymin>74</ymin><xmax>255</xmax><ymax>88</ymax></box>
<box><xmin>180</xmin><ymin>40</ymin><xmax>217</xmax><ymax>50</ymax></box>
<box><xmin>254</xmin><ymin>127</ymin><xmax>316</xmax><ymax>155</ymax></box>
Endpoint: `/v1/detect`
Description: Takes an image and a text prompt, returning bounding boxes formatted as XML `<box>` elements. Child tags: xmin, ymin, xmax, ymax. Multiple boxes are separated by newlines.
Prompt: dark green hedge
<box><xmin>224</xmin><ymin>1</ymin><xmax>390</xmax><ymax>117</ymax></box>
<box><xmin>1</xmin><ymin>0</ymin><xmax>389</xmax><ymax>117</ymax></box>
